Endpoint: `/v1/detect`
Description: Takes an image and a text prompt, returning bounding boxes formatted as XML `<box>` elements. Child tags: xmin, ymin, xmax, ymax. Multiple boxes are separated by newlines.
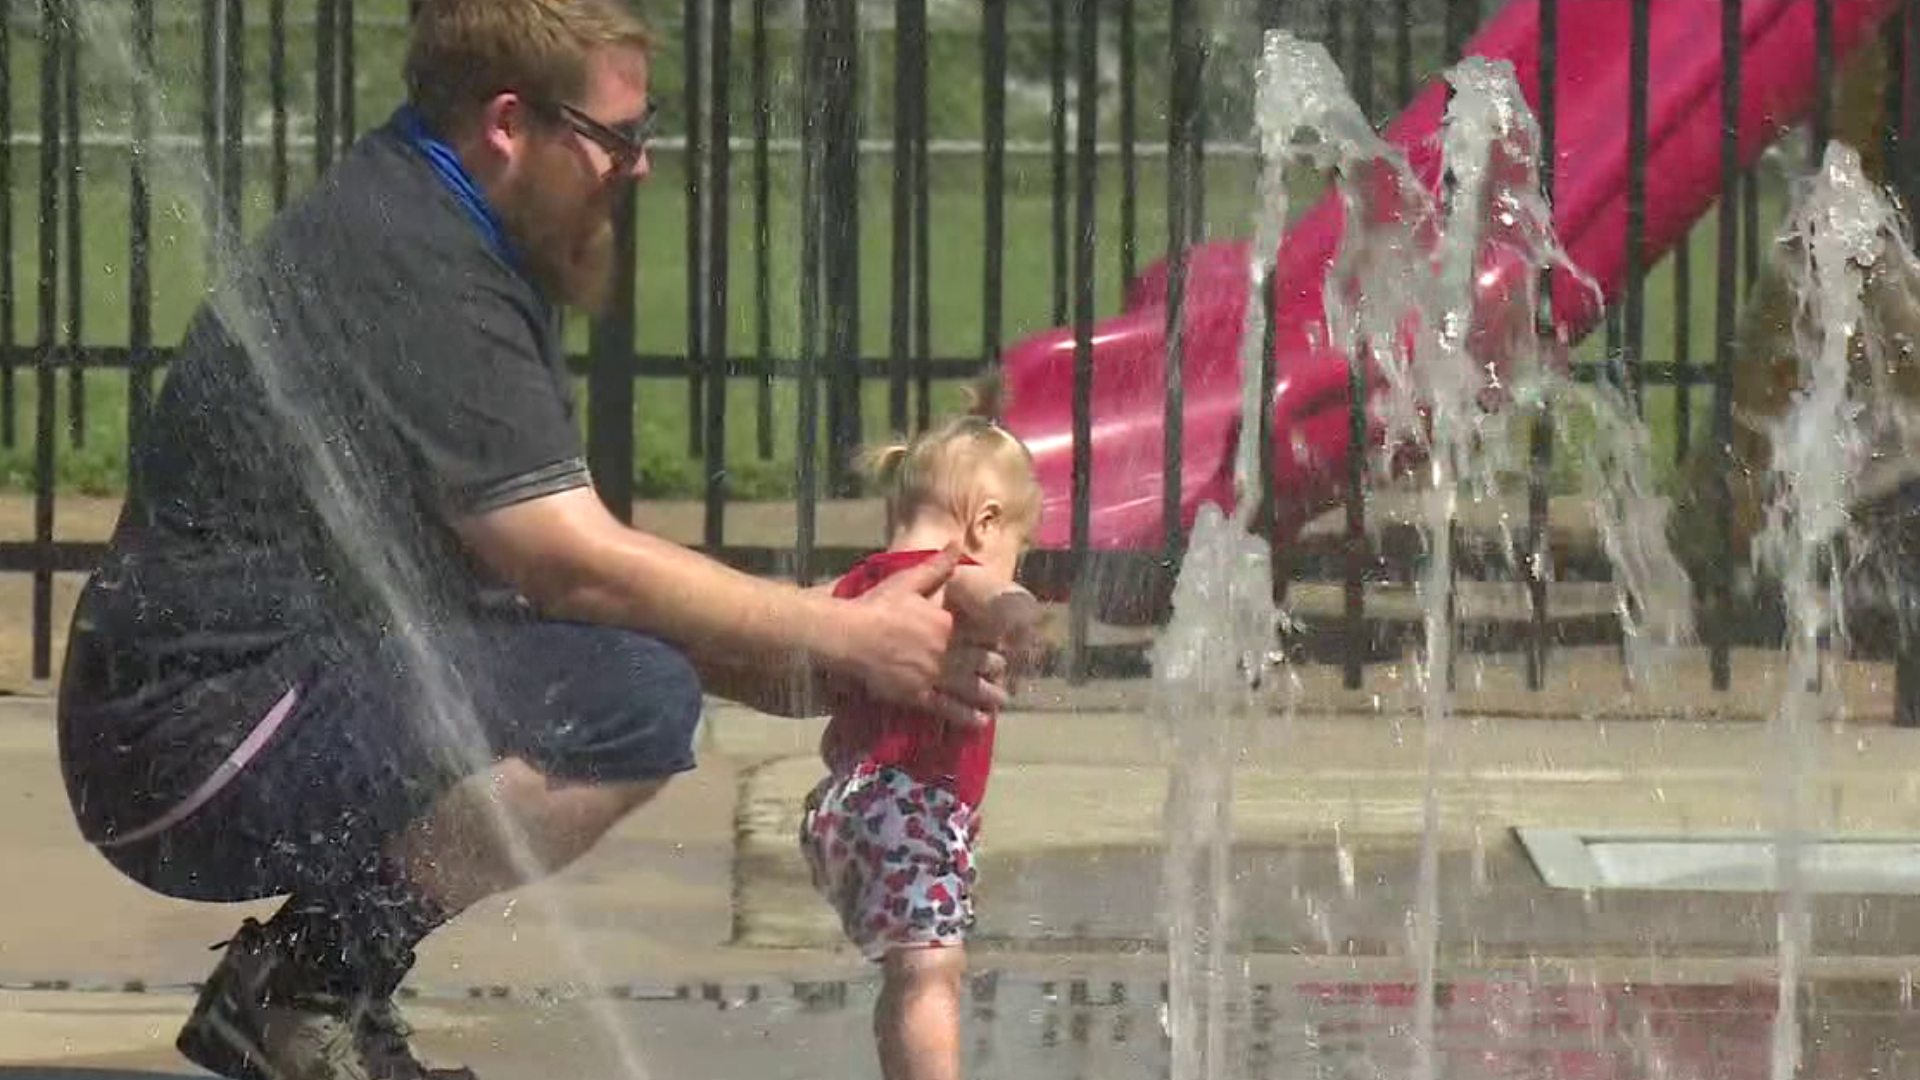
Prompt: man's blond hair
<box><xmin>405</xmin><ymin>0</ymin><xmax>654</xmax><ymax>135</ymax></box>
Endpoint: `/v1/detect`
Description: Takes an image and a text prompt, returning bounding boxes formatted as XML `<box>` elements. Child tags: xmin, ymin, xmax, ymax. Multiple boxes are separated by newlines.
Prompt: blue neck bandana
<box><xmin>394</xmin><ymin>105</ymin><xmax>522</xmax><ymax>275</ymax></box>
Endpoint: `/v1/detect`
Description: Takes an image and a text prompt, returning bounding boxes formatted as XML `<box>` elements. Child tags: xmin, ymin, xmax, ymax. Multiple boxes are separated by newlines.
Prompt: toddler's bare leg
<box><xmin>875</xmin><ymin>945</ymin><xmax>967</xmax><ymax>1080</ymax></box>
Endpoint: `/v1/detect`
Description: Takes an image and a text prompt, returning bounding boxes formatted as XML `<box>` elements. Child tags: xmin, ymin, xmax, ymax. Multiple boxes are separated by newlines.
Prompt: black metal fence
<box><xmin>5</xmin><ymin>0</ymin><xmax>1920</xmax><ymax>705</ymax></box>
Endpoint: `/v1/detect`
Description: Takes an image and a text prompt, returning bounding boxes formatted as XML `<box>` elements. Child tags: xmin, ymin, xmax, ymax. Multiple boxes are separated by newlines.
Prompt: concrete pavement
<box><xmin>7</xmin><ymin>648</ymin><xmax>1920</xmax><ymax>1076</ymax></box>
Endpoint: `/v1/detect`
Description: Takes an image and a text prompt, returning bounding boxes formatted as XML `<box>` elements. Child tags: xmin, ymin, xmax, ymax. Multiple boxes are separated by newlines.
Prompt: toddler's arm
<box><xmin>946</xmin><ymin>563</ymin><xmax>1042</xmax><ymax>654</ymax></box>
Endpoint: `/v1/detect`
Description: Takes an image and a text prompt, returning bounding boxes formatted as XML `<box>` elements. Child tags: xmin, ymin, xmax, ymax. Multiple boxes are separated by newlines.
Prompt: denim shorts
<box><xmin>85</xmin><ymin>613</ymin><xmax>703</xmax><ymax>903</ymax></box>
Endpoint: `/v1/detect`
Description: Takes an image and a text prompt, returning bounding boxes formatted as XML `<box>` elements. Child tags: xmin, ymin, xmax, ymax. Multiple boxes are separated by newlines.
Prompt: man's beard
<box><xmin>497</xmin><ymin>167</ymin><xmax>618</xmax><ymax>314</ymax></box>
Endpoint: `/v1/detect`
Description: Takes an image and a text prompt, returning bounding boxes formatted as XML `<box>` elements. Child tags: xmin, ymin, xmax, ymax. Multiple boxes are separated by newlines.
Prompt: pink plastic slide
<box><xmin>1001</xmin><ymin>0</ymin><xmax>1902</xmax><ymax>562</ymax></box>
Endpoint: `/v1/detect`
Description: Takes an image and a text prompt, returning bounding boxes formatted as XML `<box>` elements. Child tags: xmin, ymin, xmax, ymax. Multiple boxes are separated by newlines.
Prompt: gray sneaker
<box><xmin>175</xmin><ymin>918</ymin><xmax>474</xmax><ymax>1080</ymax></box>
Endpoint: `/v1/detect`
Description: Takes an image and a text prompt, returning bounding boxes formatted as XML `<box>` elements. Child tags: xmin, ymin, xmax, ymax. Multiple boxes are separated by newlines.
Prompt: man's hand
<box><xmin>836</xmin><ymin>545</ymin><xmax>1010</xmax><ymax>728</ymax></box>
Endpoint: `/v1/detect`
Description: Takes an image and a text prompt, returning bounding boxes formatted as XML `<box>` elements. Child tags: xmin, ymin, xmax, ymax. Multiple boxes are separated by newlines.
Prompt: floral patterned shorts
<box><xmin>798</xmin><ymin>763</ymin><xmax>980</xmax><ymax>961</ymax></box>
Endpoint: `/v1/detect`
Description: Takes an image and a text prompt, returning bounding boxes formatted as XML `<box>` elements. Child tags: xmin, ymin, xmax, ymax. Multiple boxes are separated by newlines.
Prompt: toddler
<box><xmin>800</xmin><ymin>415</ymin><xmax>1042</xmax><ymax>1080</ymax></box>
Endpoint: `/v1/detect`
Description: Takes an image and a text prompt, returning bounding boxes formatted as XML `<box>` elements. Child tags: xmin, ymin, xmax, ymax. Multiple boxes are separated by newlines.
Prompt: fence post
<box><xmin>129</xmin><ymin>0</ymin><xmax>156</xmax><ymax>481</ymax></box>
<box><xmin>1067</xmin><ymin>0</ymin><xmax>1100</xmax><ymax>684</ymax></box>
<box><xmin>684</xmin><ymin>0</ymin><xmax>707</xmax><ymax>460</ymax></box>
<box><xmin>1118</xmin><ymin>0</ymin><xmax>1137</xmax><ymax>303</ymax></box>
<box><xmin>821</xmin><ymin>0</ymin><xmax>862</xmax><ymax>497</ymax></box>
<box><xmin>704</xmin><ymin>0</ymin><xmax>734</xmax><ymax>549</ymax></box>
<box><xmin>795</xmin><ymin>0</ymin><xmax>825</xmax><ymax>585</ymax></box>
<box><xmin>0</xmin><ymin>2</ymin><xmax>12</xmax><ymax>450</ymax></box>
<box><xmin>752</xmin><ymin>0</ymin><xmax>774</xmax><ymax>460</ymax></box>
<box><xmin>982</xmin><ymin>0</ymin><xmax>1007</xmax><ymax>369</ymax></box>
<box><xmin>588</xmin><ymin>192</ymin><xmax>639</xmax><ymax>525</ymax></box>
<box><xmin>63</xmin><ymin>0</ymin><xmax>84</xmax><ymax>449</ymax></box>
<box><xmin>1165</xmin><ymin>0</ymin><xmax>1201</xmax><ymax>570</ymax></box>
<box><xmin>889</xmin><ymin>0</ymin><xmax>918</xmax><ymax>438</ymax></box>
<box><xmin>1050</xmin><ymin>0</ymin><xmax>1068</xmax><ymax>331</ymax></box>
<box><xmin>1528</xmin><ymin>0</ymin><xmax>1559</xmax><ymax>690</ymax></box>
<box><xmin>315</xmin><ymin>0</ymin><xmax>338</xmax><ymax>175</ymax></box>
<box><xmin>338</xmin><ymin>0</ymin><xmax>355</xmax><ymax>146</ymax></box>
<box><xmin>1710</xmin><ymin>0</ymin><xmax>1743</xmax><ymax>693</ymax></box>
<box><xmin>270</xmin><ymin>0</ymin><xmax>290</xmax><ymax>209</ymax></box>
<box><xmin>33</xmin><ymin>0</ymin><xmax>66</xmax><ymax>682</ymax></box>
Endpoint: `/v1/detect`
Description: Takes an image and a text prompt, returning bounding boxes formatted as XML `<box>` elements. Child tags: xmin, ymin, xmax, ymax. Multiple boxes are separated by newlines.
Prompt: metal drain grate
<box><xmin>1516</xmin><ymin>828</ymin><xmax>1920</xmax><ymax>894</ymax></box>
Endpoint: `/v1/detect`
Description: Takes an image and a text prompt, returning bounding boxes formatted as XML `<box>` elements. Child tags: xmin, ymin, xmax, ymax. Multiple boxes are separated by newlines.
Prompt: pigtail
<box><xmin>860</xmin><ymin>440</ymin><xmax>914</xmax><ymax>495</ymax></box>
<box><xmin>962</xmin><ymin>372</ymin><xmax>1004</xmax><ymax>420</ymax></box>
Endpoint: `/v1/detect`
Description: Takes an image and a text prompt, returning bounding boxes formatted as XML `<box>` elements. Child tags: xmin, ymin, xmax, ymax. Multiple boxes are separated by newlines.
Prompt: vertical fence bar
<box><xmin>62</xmin><ymin>0</ymin><xmax>81</xmax><ymax>448</ymax></box>
<box><xmin>34</xmin><ymin>0</ymin><xmax>63</xmax><ymax>681</ymax></box>
<box><xmin>1119</xmin><ymin>0</ymin><xmax>1138</xmax><ymax>300</ymax></box>
<box><xmin>0</xmin><ymin>2</ymin><xmax>13</xmax><ymax>449</ymax></box>
<box><xmin>1258</xmin><ymin>0</ymin><xmax>1286</xmax><ymax>596</ymax></box>
<box><xmin>222</xmin><ymin>0</ymin><xmax>245</xmax><ymax>239</ymax></box>
<box><xmin>1352</xmin><ymin>0</ymin><xmax>1376</xmax><ymax>121</ymax></box>
<box><xmin>1343</xmin><ymin>374</ymin><xmax>1368</xmax><ymax>687</ymax></box>
<box><xmin>1742</xmin><ymin>166</ymin><xmax>1760</xmax><ymax>288</ymax></box>
<box><xmin>315</xmin><ymin>0</ymin><xmax>338</xmax><ymax>175</ymax></box>
<box><xmin>1050</xmin><ymin>0</ymin><xmax>1068</xmax><ymax>328</ymax></box>
<box><xmin>1444</xmin><ymin>0</ymin><xmax>1477</xmax><ymax>63</ymax></box>
<box><xmin>588</xmin><ymin>193</ymin><xmax>639</xmax><ymax>524</ymax></box>
<box><xmin>983</xmin><ymin>0</ymin><xmax>1007</xmax><ymax>368</ymax></box>
<box><xmin>705</xmin><ymin>0</ymin><xmax>733</xmax><ymax>549</ymax></box>
<box><xmin>796</xmin><ymin>0</ymin><xmax>824</xmax><ymax>584</ymax></box>
<box><xmin>1903</xmin><ymin>3</ymin><xmax>1920</xmax><ymax>210</ymax></box>
<box><xmin>1165</xmin><ymin>0</ymin><xmax>1198</xmax><ymax>564</ymax></box>
<box><xmin>1067</xmin><ymin>0</ymin><xmax>1099</xmax><ymax>684</ymax></box>
<box><xmin>1813</xmin><ymin>0</ymin><xmax>1834</xmax><ymax>162</ymax></box>
<box><xmin>1711</xmin><ymin>0</ymin><xmax>1742</xmax><ymax>691</ymax></box>
<box><xmin>129</xmin><ymin>0</ymin><xmax>155</xmax><ymax>478</ymax></box>
<box><xmin>684</xmin><ymin>0</ymin><xmax>706</xmax><ymax>459</ymax></box>
<box><xmin>1341</xmin><ymin>0</ymin><xmax>1371</xmax><ymax>690</ymax></box>
<box><xmin>752</xmin><ymin>0</ymin><xmax>773</xmax><ymax>459</ymax></box>
<box><xmin>1623</xmin><ymin>0</ymin><xmax>1649</xmax><ymax>412</ymax></box>
<box><xmin>823</xmin><ymin>0</ymin><xmax>862</xmax><ymax>496</ymax></box>
<box><xmin>1258</xmin><ymin>263</ymin><xmax>1279</xmax><ymax>561</ymax></box>
<box><xmin>339</xmin><ymin>0</ymin><xmax>356</xmax><ymax>147</ymax></box>
<box><xmin>912</xmin><ymin>24</ymin><xmax>932</xmax><ymax>434</ymax></box>
<box><xmin>1326</xmin><ymin>0</ymin><xmax>1345</xmax><ymax>76</ymax></box>
<box><xmin>270</xmin><ymin>0</ymin><xmax>289</xmax><ymax>209</ymax></box>
<box><xmin>1191</xmin><ymin>35</ymin><xmax>1207</xmax><ymax>252</ymax></box>
<box><xmin>1888</xmin><ymin>14</ymin><xmax>1907</xmax><ymax>198</ymax></box>
<box><xmin>1892</xmin><ymin>0</ymin><xmax>1920</xmax><ymax>724</ymax></box>
<box><xmin>1528</xmin><ymin>0</ymin><xmax>1557</xmax><ymax>690</ymax></box>
<box><xmin>1673</xmin><ymin>237</ymin><xmax>1693</xmax><ymax>463</ymax></box>
<box><xmin>889</xmin><ymin>0</ymin><xmax>916</xmax><ymax>436</ymax></box>
<box><xmin>201</xmin><ymin>0</ymin><xmax>220</xmax><ymax>264</ymax></box>
<box><xmin>1395</xmin><ymin>0</ymin><xmax>1413</xmax><ymax>107</ymax></box>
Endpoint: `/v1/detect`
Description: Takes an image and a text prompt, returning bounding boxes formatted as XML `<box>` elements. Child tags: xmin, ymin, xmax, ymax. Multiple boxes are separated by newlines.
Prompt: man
<box><xmin>55</xmin><ymin>3</ymin><xmax>1010</xmax><ymax>1078</ymax></box>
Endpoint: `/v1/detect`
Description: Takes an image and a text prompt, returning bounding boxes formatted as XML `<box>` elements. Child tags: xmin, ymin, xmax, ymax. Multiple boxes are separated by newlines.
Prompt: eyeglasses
<box><xmin>537</xmin><ymin>98</ymin><xmax>658</xmax><ymax>173</ymax></box>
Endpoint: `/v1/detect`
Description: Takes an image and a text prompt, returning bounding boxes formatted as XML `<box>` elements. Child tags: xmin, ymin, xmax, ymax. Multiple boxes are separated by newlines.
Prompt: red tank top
<box><xmin>817</xmin><ymin>550</ymin><xmax>997</xmax><ymax>810</ymax></box>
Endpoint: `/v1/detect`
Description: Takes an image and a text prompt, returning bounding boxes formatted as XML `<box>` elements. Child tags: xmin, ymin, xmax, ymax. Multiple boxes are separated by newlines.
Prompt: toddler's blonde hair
<box><xmin>864</xmin><ymin>416</ymin><xmax>1041</xmax><ymax>540</ymax></box>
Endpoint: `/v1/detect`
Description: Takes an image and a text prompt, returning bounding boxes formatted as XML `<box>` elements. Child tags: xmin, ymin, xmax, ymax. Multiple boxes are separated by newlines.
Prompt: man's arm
<box><xmin>454</xmin><ymin>487</ymin><xmax>1001</xmax><ymax>724</ymax></box>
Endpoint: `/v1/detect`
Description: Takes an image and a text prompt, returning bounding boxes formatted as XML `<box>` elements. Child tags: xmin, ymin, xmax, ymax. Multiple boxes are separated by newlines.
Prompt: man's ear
<box><xmin>477</xmin><ymin>92</ymin><xmax>535</xmax><ymax>164</ymax></box>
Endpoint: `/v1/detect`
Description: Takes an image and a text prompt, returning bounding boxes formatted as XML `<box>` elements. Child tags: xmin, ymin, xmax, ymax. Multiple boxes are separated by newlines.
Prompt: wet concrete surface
<box><xmin>983</xmin><ymin>842</ymin><xmax>1920</xmax><ymax>959</ymax></box>
<box><xmin>8</xmin><ymin>969</ymin><xmax>1917</xmax><ymax>1080</ymax></box>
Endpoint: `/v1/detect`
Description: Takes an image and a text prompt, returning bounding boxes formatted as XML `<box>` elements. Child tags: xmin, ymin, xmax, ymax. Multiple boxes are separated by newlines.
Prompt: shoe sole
<box><xmin>177</xmin><ymin>1005</ymin><xmax>284</xmax><ymax>1080</ymax></box>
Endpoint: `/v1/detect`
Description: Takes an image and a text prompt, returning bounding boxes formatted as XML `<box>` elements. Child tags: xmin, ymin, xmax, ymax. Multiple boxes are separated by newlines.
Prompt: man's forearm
<box><xmin>690</xmin><ymin>651</ymin><xmax>836</xmax><ymax>718</ymax></box>
<box><xmin>475</xmin><ymin>499</ymin><xmax>850</xmax><ymax>676</ymax></box>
